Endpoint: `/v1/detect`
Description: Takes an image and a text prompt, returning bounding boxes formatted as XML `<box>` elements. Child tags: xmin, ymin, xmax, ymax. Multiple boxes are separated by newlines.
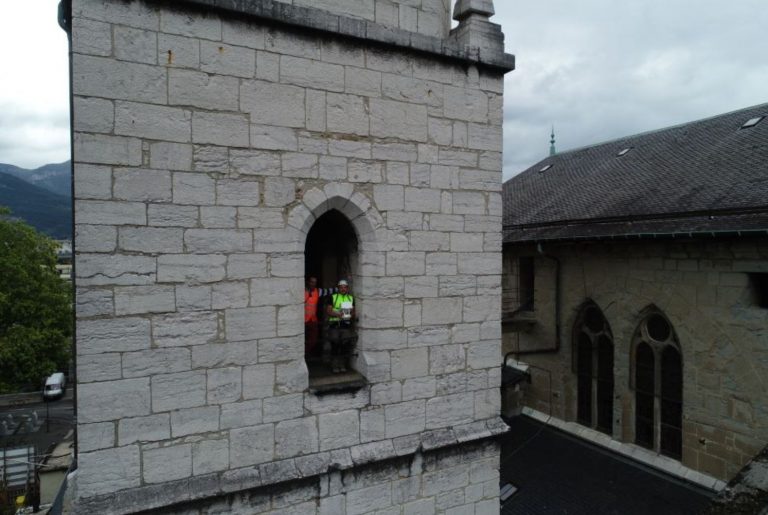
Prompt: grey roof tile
<box><xmin>503</xmin><ymin>103</ymin><xmax>768</xmax><ymax>242</ymax></box>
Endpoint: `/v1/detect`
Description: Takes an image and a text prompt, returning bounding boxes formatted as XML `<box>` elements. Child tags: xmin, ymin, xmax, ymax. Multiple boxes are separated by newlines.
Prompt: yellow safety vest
<box><xmin>329</xmin><ymin>293</ymin><xmax>354</xmax><ymax>323</ymax></box>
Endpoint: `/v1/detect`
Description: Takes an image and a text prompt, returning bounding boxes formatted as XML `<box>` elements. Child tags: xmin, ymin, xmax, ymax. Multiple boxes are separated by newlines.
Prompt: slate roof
<box><xmin>503</xmin><ymin>104</ymin><xmax>768</xmax><ymax>243</ymax></box>
<box><xmin>500</xmin><ymin>415</ymin><xmax>714</xmax><ymax>514</ymax></box>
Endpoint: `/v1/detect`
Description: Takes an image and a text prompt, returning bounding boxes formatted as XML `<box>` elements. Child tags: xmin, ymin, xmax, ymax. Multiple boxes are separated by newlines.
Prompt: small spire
<box><xmin>549</xmin><ymin>126</ymin><xmax>557</xmax><ymax>156</ymax></box>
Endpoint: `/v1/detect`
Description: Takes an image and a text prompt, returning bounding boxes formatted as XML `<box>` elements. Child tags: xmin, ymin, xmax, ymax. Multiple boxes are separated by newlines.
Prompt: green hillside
<box><xmin>0</xmin><ymin>172</ymin><xmax>72</xmax><ymax>239</ymax></box>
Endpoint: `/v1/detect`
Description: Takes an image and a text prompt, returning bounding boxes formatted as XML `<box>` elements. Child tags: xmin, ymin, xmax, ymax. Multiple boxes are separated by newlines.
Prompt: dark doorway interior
<box><xmin>304</xmin><ymin>210</ymin><xmax>364</xmax><ymax>392</ymax></box>
<box><xmin>305</xmin><ymin>210</ymin><xmax>358</xmax><ymax>289</ymax></box>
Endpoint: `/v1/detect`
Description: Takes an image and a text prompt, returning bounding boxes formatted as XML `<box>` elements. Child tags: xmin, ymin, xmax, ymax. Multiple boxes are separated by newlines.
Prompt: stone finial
<box><xmin>453</xmin><ymin>0</ymin><xmax>495</xmax><ymax>22</ymax></box>
<box><xmin>451</xmin><ymin>0</ymin><xmax>504</xmax><ymax>56</ymax></box>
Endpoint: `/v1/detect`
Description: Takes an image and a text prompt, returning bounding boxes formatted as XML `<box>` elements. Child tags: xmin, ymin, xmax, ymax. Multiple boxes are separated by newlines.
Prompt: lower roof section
<box><xmin>500</xmin><ymin>414</ymin><xmax>714</xmax><ymax>515</ymax></box>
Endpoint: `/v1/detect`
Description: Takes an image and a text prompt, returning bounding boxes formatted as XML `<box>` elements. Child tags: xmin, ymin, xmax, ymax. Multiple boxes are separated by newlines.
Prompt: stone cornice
<box><xmin>74</xmin><ymin>417</ymin><xmax>510</xmax><ymax>515</ymax></box>
<box><xmin>150</xmin><ymin>0</ymin><xmax>515</xmax><ymax>72</ymax></box>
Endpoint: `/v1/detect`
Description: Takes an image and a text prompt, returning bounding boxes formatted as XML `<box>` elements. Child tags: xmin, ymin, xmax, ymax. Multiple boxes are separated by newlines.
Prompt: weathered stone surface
<box><xmin>171</xmin><ymin>406</ymin><xmax>220</xmax><ymax>437</ymax></box>
<box><xmin>115</xmin><ymin>101</ymin><xmax>191</xmax><ymax>142</ymax></box>
<box><xmin>73</xmin><ymin>55</ymin><xmax>167</xmax><ymax>104</ymax></box>
<box><xmin>391</xmin><ymin>348</ymin><xmax>429</xmax><ymax>380</ymax></box>
<box><xmin>185</xmin><ymin>229</ymin><xmax>253</xmax><ymax>254</ymax></box>
<box><xmin>220</xmin><ymin>399</ymin><xmax>263</xmax><ymax>429</ymax></box>
<box><xmin>422</xmin><ymin>297</ymin><xmax>463</xmax><ymax>325</ymax></box>
<box><xmin>263</xmin><ymin>393</ymin><xmax>304</xmax><ymax>423</ymax></box>
<box><xmin>77</xmin><ymin>353</ymin><xmax>122</xmax><ymax>383</ymax></box>
<box><xmin>119</xmin><ymin>227</ymin><xmax>184</xmax><ymax>254</ymax></box>
<box><xmin>151</xmin><ymin>370</ymin><xmax>207</xmax><ymax>412</ymax></box>
<box><xmin>241</xmin><ymin>80</ymin><xmax>306</xmax><ymax>128</ymax></box>
<box><xmin>153</xmin><ymin>312</ymin><xmax>219</xmax><ymax>347</ymax></box>
<box><xmin>193</xmin><ymin>439</ymin><xmax>230</xmax><ymax>475</ymax></box>
<box><xmin>75</xmin><ymin>200</ymin><xmax>146</xmax><ymax>226</ymax></box>
<box><xmin>159</xmin><ymin>33</ymin><xmax>200</xmax><ymax>70</ymax></box>
<box><xmin>78</xmin><ymin>318</ymin><xmax>151</xmax><ymax>355</ymax></box>
<box><xmin>79</xmin><ymin>379</ymin><xmax>151</xmax><ymax>423</ymax></box>
<box><xmin>72</xmin><ymin>17</ymin><xmax>112</xmax><ymax>56</ymax></box>
<box><xmin>122</xmin><ymin>348</ymin><xmax>190</xmax><ymax>378</ymax></box>
<box><xmin>77</xmin><ymin>446</ymin><xmax>141</xmax><ymax>498</ymax></box>
<box><xmin>72</xmin><ymin>0</ymin><xmax>509</xmax><ymax>508</ymax></box>
<box><xmin>201</xmin><ymin>41</ymin><xmax>255</xmax><ymax>78</ymax></box>
<box><xmin>173</xmin><ymin>172</ymin><xmax>216</xmax><ymax>205</ymax></box>
<box><xmin>386</xmin><ymin>400</ymin><xmax>426</xmax><ymax>438</ymax></box>
<box><xmin>426</xmin><ymin>393</ymin><xmax>475</xmax><ymax>429</ymax></box>
<box><xmin>119</xmin><ymin>414</ymin><xmax>170</xmax><ymax>445</ymax></box>
<box><xmin>370</xmin><ymin>99</ymin><xmax>428</xmax><ymax>142</ymax></box>
<box><xmin>230</xmin><ymin>424</ymin><xmax>274</xmax><ymax>467</ymax></box>
<box><xmin>226</xmin><ymin>307</ymin><xmax>277</xmax><ymax>341</ymax></box>
<box><xmin>75</xmin><ymin>225</ymin><xmax>117</xmax><ymax>253</ymax></box>
<box><xmin>170</xmin><ymin>69</ymin><xmax>239</xmax><ymax>111</ymax></box>
<box><xmin>77</xmin><ymin>422</ymin><xmax>115</xmax><ymax>453</ymax></box>
<box><xmin>148</xmin><ymin>204</ymin><xmax>199</xmax><ymax>228</ymax></box>
<box><xmin>143</xmin><ymin>444</ymin><xmax>192</xmax><ymax>483</ymax></box>
<box><xmin>207</xmin><ymin>367</ymin><xmax>243</xmax><ymax>404</ymax></box>
<box><xmin>193</xmin><ymin>111</ymin><xmax>249</xmax><ymax>147</ymax></box>
<box><xmin>319</xmin><ymin>411</ymin><xmax>360</xmax><ymax>451</ymax></box>
<box><xmin>158</xmin><ymin>254</ymin><xmax>227</xmax><ymax>283</ymax></box>
<box><xmin>275</xmin><ymin>417</ymin><xmax>319</xmax><ymax>458</ymax></box>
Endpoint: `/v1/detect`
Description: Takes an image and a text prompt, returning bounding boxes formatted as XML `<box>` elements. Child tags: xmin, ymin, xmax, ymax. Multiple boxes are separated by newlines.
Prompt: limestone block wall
<box><xmin>82</xmin><ymin>441</ymin><xmax>501</xmax><ymax>514</ymax></box>
<box><xmin>283</xmin><ymin>0</ymin><xmax>453</xmax><ymax>38</ymax></box>
<box><xmin>70</xmin><ymin>0</ymin><xmax>511</xmax><ymax>512</ymax></box>
<box><xmin>502</xmin><ymin>238</ymin><xmax>768</xmax><ymax>481</ymax></box>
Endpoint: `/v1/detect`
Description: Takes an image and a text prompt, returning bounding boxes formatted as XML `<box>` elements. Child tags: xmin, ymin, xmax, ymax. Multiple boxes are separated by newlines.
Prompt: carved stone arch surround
<box><xmin>288</xmin><ymin>184</ymin><xmax>384</xmax><ymax>379</ymax></box>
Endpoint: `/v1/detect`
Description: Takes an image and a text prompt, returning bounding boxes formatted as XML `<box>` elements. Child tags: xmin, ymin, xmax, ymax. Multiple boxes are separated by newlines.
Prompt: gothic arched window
<box><xmin>572</xmin><ymin>301</ymin><xmax>614</xmax><ymax>434</ymax></box>
<box><xmin>304</xmin><ymin>210</ymin><xmax>360</xmax><ymax>386</ymax></box>
<box><xmin>631</xmin><ymin>309</ymin><xmax>683</xmax><ymax>460</ymax></box>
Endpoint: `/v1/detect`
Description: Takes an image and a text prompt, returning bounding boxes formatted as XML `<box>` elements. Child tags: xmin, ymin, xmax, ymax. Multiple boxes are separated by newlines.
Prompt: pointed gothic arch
<box><xmin>291</xmin><ymin>185</ymin><xmax>383</xmax><ymax>390</ymax></box>
<box><xmin>631</xmin><ymin>306</ymin><xmax>683</xmax><ymax>459</ymax></box>
<box><xmin>572</xmin><ymin>300</ymin><xmax>615</xmax><ymax>434</ymax></box>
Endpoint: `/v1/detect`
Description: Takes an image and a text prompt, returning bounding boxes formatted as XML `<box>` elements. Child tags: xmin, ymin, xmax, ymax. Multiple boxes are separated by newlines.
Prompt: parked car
<box><xmin>42</xmin><ymin>373</ymin><xmax>66</xmax><ymax>401</ymax></box>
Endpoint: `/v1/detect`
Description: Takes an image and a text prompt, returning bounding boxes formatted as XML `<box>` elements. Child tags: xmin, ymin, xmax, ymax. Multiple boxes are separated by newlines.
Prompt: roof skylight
<box><xmin>539</xmin><ymin>164</ymin><xmax>553</xmax><ymax>173</ymax></box>
<box><xmin>741</xmin><ymin>116</ymin><xmax>765</xmax><ymax>129</ymax></box>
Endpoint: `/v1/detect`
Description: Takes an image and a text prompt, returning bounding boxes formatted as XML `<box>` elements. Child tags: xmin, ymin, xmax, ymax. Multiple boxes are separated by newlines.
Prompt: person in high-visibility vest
<box><xmin>326</xmin><ymin>279</ymin><xmax>355</xmax><ymax>373</ymax></box>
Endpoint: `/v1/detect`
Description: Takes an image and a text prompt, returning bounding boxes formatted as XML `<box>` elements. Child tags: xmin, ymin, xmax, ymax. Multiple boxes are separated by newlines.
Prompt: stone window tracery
<box><xmin>572</xmin><ymin>301</ymin><xmax>614</xmax><ymax>435</ymax></box>
<box><xmin>631</xmin><ymin>308</ymin><xmax>683</xmax><ymax>460</ymax></box>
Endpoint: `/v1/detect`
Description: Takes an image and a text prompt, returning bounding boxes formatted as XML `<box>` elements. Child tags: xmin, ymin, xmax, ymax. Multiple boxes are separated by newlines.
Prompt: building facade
<box><xmin>502</xmin><ymin>105</ymin><xmax>768</xmax><ymax>485</ymax></box>
<box><xmin>66</xmin><ymin>0</ymin><xmax>514</xmax><ymax>512</ymax></box>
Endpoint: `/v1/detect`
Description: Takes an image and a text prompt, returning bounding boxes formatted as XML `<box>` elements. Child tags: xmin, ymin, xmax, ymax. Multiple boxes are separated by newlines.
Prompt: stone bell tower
<box><xmin>65</xmin><ymin>0</ymin><xmax>514</xmax><ymax>512</ymax></box>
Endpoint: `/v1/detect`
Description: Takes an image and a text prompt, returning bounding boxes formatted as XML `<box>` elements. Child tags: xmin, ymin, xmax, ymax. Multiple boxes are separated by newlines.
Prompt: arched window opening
<box><xmin>572</xmin><ymin>302</ymin><xmax>614</xmax><ymax>434</ymax></box>
<box><xmin>576</xmin><ymin>332</ymin><xmax>593</xmax><ymax>426</ymax></box>
<box><xmin>660</xmin><ymin>346</ymin><xmax>683</xmax><ymax>459</ymax></box>
<box><xmin>631</xmin><ymin>308</ymin><xmax>683</xmax><ymax>459</ymax></box>
<box><xmin>304</xmin><ymin>210</ymin><xmax>363</xmax><ymax>391</ymax></box>
<box><xmin>596</xmin><ymin>335</ymin><xmax>614</xmax><ymax>434</ymax></box>
<box><xmin>635</xmin><ymin>342</ymin><xmax>655</xmax><ymax>449</ymax></box>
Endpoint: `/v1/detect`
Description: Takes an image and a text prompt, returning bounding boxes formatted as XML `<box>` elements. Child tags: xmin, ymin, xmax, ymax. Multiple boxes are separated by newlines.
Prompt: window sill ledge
<box><xmin>308</xmin><ymin>368</ymin><xmax>367</xmax><ymax>395</ymax></box>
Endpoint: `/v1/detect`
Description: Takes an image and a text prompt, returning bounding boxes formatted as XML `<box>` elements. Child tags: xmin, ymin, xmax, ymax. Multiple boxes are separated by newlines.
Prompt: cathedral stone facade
<box><xmin>66</xmin><ymin>0</ymin><xmax>514</xmax><ymax>512</ymax></box>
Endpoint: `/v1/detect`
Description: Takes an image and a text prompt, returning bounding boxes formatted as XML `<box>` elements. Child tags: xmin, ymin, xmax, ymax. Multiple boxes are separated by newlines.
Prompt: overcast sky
<box><xmin>1</xmin><ymin>1</ymin><xmax>767</xmax><ymax>180</ymax></box>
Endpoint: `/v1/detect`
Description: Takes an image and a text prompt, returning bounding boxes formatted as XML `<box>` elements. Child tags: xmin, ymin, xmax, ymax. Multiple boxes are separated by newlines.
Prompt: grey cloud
<box><xmin>494</xmin><ymin>0</ymin><xmax>768</xmax><ymax>178</ymax></box>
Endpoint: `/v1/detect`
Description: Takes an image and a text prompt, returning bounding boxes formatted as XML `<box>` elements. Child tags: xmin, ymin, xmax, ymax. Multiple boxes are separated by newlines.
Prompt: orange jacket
<box><xmin>305</xmin><ymin>289</ymin><xmax>320</xmax><ymax>323</ymax></box>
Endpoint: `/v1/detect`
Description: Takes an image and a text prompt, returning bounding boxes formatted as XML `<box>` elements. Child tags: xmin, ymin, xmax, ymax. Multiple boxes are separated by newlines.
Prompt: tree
<box><xmin>0</xmin><ymin>206</ymin><xmax>72</xmax><ymax>393</ymax></box>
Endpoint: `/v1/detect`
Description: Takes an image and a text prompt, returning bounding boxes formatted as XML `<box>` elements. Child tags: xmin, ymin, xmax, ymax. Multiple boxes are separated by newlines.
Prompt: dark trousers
<box><xmin>327</xmin><ymin>324</ymin><xmax>355</xmax><ymax>359</ymax></box>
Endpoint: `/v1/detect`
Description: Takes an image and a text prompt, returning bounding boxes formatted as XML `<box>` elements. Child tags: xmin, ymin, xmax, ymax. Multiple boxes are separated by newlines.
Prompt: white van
<box><xmin>43</xmin><ymin>372</ymin><xmax>66</xmax><ymax>400</ymax></box>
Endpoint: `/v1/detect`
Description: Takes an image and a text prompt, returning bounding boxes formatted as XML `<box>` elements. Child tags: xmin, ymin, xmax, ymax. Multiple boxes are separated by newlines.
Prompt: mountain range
<box><xmin>0</xmin><ymin>161</ymin><xmax>72</xmax><ymax>239</ymax></box>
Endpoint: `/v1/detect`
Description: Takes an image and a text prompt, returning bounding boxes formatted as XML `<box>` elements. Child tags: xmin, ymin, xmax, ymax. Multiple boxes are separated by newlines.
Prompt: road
<box><xmin>0</xmin><ymin>397</ymin><xmax>74</xmax><ymax>456</ymax></box>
